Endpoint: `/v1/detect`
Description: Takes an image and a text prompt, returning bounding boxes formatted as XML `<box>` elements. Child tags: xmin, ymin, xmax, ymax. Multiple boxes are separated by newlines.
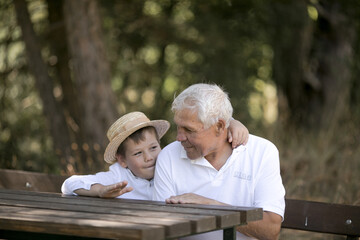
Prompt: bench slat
<box><xmin>0</xmin><ymin>169</ymin><xmax>66</xmax><ymax>193</ymax></box>
<box><xmin>282</xmin><ymin>199</ymin><xmax>360</xmax><ymax>237</ymax></box>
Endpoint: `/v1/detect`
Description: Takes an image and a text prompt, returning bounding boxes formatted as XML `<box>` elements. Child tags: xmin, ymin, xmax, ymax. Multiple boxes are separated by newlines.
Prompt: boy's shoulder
<box><xmin>109</xmin><ymin>162</ymin><xmax>126</xmax><ymax>172</ymax></box>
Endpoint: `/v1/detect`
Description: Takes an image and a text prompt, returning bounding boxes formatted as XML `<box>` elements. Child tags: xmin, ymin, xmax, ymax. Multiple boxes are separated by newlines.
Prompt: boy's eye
<box><xmin>134</xmin><ymin>151</ymin><xmax>142</xmax><ymax>156</ymax></box>
<box><xmin>150</xmin><ymin>145</ymin><xmax>158</xmax><ymax>151</ymax></box>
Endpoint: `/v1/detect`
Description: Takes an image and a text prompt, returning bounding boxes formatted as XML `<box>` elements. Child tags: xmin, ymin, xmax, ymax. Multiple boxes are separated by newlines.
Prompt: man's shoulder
<box><xmin>247</xmin><ymin>134</ymin><xmax>278</xmax><ymax>152</ymax></box>
<box><xmin>248</xmin><ymin>134</ymin><xmax>275</xmax><ymax>145</ymax></box>
<box><xmin>161</xmin><ymin>141</ymin><xmax>182</xmax><ymax>152</ymax></box>
<box><xmin>157</xmin><ymin>141</ymin><xmax>183</xmax><ymax>167</ymax></box>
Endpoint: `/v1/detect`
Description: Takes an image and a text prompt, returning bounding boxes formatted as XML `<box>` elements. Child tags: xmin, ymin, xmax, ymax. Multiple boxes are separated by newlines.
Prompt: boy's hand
<box><xmin>95</xmin><ymin>181</ymin><xmax>133</xmax><ymax>198</ymax></box>
<box><xmin>228</xmin><ymin>118</ymin><xmax>249</xmax><ymax>148</ymax></box>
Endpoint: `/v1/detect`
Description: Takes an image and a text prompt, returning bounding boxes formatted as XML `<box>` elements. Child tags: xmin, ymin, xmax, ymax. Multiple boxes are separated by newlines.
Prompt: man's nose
<box><xmin>176</xmin><ymin>128</ymin><xmax>186</xmax><ymax>142</ymax></box>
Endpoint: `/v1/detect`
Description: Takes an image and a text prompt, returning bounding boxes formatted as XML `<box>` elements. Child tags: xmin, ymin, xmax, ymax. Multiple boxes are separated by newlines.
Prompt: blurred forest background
<box><xmin>0</xmin><ymin>0</ymin><xmax>359</xmax><ymax>238</ymax></box>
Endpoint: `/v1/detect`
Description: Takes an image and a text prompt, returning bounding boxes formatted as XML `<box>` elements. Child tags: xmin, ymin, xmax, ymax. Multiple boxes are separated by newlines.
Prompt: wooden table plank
<box><xmin>0</xmin><ymin>189</ymin><xmax>262</xmax><ymax>229</ymax></box>
<box><xmin>0</xmin><ymin>193</ymin><xmax>216</xmax><ymax>235</ymax></box>
<box><xmin>0</xmin><ymin>208</ymin><xmax>165</xmax><ymax>240</ymax></box>
<box><xmin>0</xmin><ymin>205</ymin><xmax>188</xmax><ymax>239</ymax></box>
<box><xmin>0</xmin><ymin>190</ymin><xmax>238</xmax><ymax>229</ymax></box>
<box><xmin>0</xmin><ymin>197</ymin><xmax>215</xmax><ymax>235</ymax></box>
<box><xmin>0</xmin><ymin>189</ymin><xmax>263</xmax><ymax>240</ymax></box>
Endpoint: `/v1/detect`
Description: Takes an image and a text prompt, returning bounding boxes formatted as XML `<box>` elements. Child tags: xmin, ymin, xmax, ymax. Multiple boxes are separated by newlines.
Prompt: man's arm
<box><xmin>166</xmin><ymin>193</ymin><xmax>282</xmax><ymax>240</ymax></box>
<box><xmin>165</xmin><ymin>193</ymin><xmax>226</xmax><ymax>205</ymax></box>
<box><xmin>236</xmin><ymin>211</ymin><xmax>282</xmax><ymax>240</ymax></box>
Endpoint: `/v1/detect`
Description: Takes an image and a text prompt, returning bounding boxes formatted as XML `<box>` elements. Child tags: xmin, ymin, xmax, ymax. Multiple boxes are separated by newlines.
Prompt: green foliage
<box><xmin>0</xmin><ymin>0</ymin><xmax>58</xmax><ymax>173</ymax></box>
<box><xmin>0</xmin><ymin>69</ymin><xmax>58</xmax><ymax>172</ymax></box>
<box><xmin>100</xmin><ymin>0</ymin><xmax>274</xmax><ymax>134</ymax></box>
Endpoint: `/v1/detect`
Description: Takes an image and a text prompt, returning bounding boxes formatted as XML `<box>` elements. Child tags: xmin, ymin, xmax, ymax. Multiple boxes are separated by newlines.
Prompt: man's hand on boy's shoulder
<box><xmin>93</xmin><ymin>181</ymin><xmax>133</xmax><ymax>198</ymax></box>
<box><xmin>228</xmin><ymin>119</ymin><xmax>249</xmax><ymax>148</ymax></box>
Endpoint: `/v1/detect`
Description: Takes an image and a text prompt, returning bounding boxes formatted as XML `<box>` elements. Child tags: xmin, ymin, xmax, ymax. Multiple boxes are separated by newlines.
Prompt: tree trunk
<box><xmin>47</xmin><ymin>0</ymin><xmax>88</xmax><ymax>173</ymax></box>
<box><xmin>271</xmin><ymin>0</ymin><xmax>355</xmax><ymax>132</ymax></box>
<box><xmin>63</xmin><ymin>0</ymin><xmax>118</xmax><ymax>172</ymax></box>
<box><xmin>313</xmin><ymin>1</ymin><xmax>355</xmax><ymax>130</ymax></box>
<box><xmin>13</xmin><ymin>0</ymin><xmax>73</xmax><ymax>170</ymax></box>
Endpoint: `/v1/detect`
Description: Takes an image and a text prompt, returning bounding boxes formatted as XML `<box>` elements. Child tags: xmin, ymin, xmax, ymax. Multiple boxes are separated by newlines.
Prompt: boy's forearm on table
<box><xmin>74</xmin><ymin>184</ymin><xmax>102</xmax><ymax>197</ymax></box>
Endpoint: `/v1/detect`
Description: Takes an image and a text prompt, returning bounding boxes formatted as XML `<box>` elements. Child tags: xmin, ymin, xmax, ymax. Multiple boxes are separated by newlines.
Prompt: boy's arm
<box><xmin>228</xmin><ymin>118</ymin><xmax>249</xmax><ymax>148</ymax></box>
<box><xmin>74</xmin><ymin>181</ymin><xmax>133</xmax><ymax>198</ymax></box>
<box><xmin>61</xmin><ymin>170</ymin><xmax>132</xmax><ymax>198</ymax></box>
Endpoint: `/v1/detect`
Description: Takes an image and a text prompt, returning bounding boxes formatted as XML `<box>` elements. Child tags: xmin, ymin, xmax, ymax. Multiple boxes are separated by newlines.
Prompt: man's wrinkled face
<box><xmin>174</xmin><ymin>109</ymin><xmax>218</xmax><ymax>160</ymax></box>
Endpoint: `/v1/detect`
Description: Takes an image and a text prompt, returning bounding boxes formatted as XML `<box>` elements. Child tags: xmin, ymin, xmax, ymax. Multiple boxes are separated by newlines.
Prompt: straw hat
<box><xmin>104</xmin><ymin>112</ymin><xmax>170</xmax><ymax>164</ymax></box>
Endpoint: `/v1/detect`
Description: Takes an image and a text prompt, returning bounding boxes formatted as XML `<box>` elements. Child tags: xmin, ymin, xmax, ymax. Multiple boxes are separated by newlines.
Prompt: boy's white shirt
<box><xmin>61</xmin><ymin>162</ymin><xmax>154</xmax><ymax>200</ymax></box>
<box><xmin>152</xmin><ymin>134</ymin><xmax>286</xmax><ymax>240</ymax></box>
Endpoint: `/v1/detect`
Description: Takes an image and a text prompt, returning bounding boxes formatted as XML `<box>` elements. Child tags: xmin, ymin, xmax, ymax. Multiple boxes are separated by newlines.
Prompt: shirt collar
<box><xmin>180</xmin><ymin>145</ymin><xmax>210</xmax><ymax>167</ymax></box>
<box><xmin>125</xmin><ymin>167</ymin><xmax>154</xmax><ymax>183</ymax></box>
<box><xmin>180</xmin><ymin>143</ymin><xmax>247</xmax><ymax>167</ymax></box>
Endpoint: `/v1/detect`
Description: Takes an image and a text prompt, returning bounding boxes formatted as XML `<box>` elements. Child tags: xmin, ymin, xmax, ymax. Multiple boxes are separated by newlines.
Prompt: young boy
<box><xmin>61</xmin><ymin>111</ymin><xmax>248</xmax><ymax>199</ymax></box>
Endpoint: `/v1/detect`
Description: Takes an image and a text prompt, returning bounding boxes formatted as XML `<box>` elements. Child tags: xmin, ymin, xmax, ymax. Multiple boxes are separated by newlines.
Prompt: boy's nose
<box><xmin>144</xmin><ymin>152</ymin><xmax>153</xmax><ymax>162</ymax></box>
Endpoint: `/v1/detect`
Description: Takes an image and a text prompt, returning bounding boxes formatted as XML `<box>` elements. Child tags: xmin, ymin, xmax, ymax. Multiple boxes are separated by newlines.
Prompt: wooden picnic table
<box><xmin>0</xmin><ymin>188</ymin><xmax>262</xmax><ymax>240</ymax></box>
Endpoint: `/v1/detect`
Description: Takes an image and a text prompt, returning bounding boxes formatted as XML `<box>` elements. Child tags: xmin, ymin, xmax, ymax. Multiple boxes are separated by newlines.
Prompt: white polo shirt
<box><xmin>153</xmin><ymin>134</ymin><xmax>285</xmax><ymax>240</ymax></box>
<box><xmin>61</xmin><ymin>162</ymin><xmax>153</xmax><ymax>200</ymax></box>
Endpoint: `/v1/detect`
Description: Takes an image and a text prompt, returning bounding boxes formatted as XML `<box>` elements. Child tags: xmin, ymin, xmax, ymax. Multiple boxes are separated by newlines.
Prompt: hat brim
<box><xmin>104</xmin><ymin>120</ymin><xmax>170</xmax><ymax>164</ymax></box>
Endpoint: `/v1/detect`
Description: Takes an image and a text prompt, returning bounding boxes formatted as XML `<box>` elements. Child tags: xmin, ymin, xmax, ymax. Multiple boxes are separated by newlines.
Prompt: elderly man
<box><xmin>153</xmin><ymin>83</ymin><xmax>285</xmax><ymax>240</ymax></box>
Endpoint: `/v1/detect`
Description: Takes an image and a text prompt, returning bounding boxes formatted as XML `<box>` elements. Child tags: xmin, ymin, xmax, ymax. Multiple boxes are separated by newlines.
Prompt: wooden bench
<box><xmin>1</xmin><ymin>169</ymin><xmax>359</xmax><ymax>239</ymax></box>
<box><xmin>282</xmin><ymin>199</ymin><xmax>360</xmax><ymax>240</ymax></box>
<box><xmin>0</xmin><ymin>169</ymin><xmax>67</xmax><ymax>193</ymax></box>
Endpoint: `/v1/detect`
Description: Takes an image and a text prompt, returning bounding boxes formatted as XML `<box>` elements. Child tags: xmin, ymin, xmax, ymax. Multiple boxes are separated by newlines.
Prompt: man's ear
<box><xmin>116</xmin><ymin>154</ymin><xmax>128</xmax><ymax>168</ymax></box>
<box><xmin>215</xmin><ymin>119</ymin><xmax>226</xmax><ymax>136</ymax></box>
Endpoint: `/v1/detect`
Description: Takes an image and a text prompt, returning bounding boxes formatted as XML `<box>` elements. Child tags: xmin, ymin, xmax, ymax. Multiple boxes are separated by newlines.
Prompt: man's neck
<box><xmin>204</xmin><ymin>142</ymin><xmax>233</xmax><ymax>171</ymax></box>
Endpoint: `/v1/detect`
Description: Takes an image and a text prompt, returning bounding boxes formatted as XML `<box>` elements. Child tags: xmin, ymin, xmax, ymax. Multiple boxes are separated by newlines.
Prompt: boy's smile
<box><xmin>117</xmin><ymin>130</ymin><xmax>161</xmax><ymax>180</ymax></box>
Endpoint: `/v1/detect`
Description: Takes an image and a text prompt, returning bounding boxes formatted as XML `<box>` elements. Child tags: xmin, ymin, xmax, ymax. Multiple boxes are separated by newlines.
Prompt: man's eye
<box><xmin>184</xmin><ymin>128</ymin><xmax>192</xmax><ymax>133</ymax></box>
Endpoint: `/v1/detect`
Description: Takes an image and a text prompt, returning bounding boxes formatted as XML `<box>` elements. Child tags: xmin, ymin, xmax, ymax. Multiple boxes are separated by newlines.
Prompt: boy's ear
<box><xmin>116</xmin><ymin>154</ymin><xmax>128</xmax><ymax>168</ymax></box>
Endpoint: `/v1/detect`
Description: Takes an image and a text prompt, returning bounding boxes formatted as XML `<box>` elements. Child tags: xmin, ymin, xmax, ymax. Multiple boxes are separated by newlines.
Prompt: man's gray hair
<box><xmin>171</xmin><ymin>83</ymin><xmax>233</xmax><ymax>129</ymax></box>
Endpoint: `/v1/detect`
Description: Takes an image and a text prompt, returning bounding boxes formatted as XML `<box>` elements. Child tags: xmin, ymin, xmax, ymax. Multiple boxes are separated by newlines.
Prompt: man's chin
<box><xmin>183</xmin><ymin>146</ymin><xmax>201</xmax><ymax>159</ymax></box>
<box><xmin>185</xmin><ymin>152</ymin><xmax>201</xmax><ymax>160</ymax></box>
